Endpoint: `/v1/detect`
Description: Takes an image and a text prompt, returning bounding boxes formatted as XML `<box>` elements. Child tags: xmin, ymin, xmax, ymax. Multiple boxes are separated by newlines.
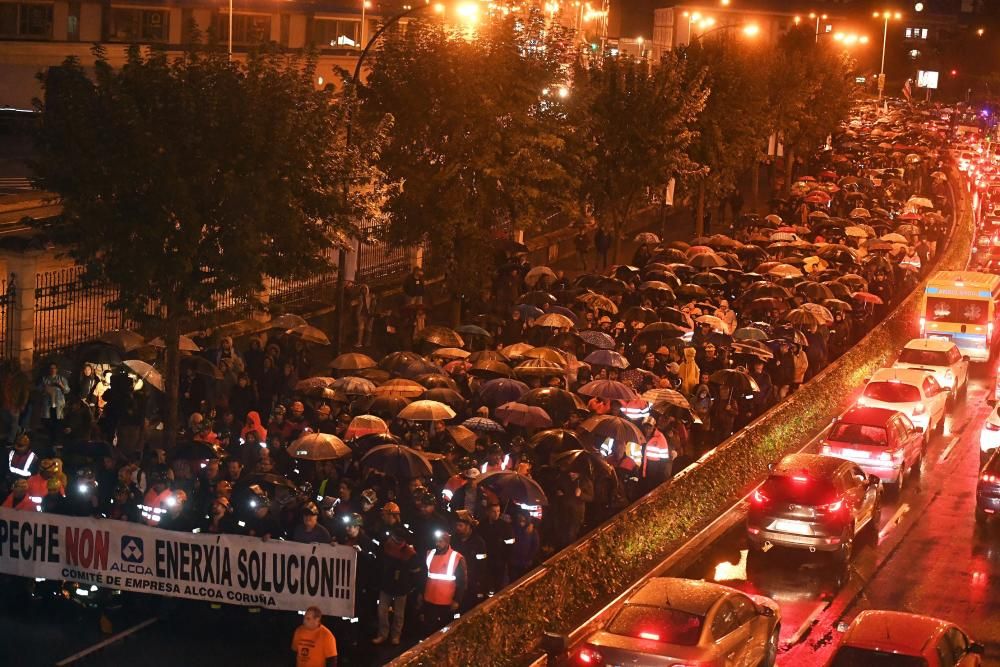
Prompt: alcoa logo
<box><xmin>121</xmin><ymin>536</ymin><xmax>144</xmax><ymax>563</ymax></box>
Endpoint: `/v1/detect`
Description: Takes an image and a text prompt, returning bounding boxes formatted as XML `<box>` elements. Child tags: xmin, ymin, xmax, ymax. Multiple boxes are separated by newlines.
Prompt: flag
<box><xmin>902</xmin><ymin>78</ymin><xmax>912</xmax><ymax>101</ymax></box>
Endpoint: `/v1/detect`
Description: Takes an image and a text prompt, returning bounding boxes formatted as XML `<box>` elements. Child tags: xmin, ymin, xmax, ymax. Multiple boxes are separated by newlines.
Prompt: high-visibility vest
<box><xmin>2</xmin><ymin>493</ymin><xmax>36</xmax><ymax>512</ymax></box>
<box><xmin>644</xmin><ymin>430</ymin><xmax>671</xmax><ymax>462</ymax></box>
<box><xmin>8</xmin><ymin>451</ymin><xmax>36</xmax><ymax>478</ymax></box>
<box><xmin>26</xmin><ymin>474</ymin><xmax>50</xmax><ymax>506</ymax></box>
<box><xmin>139</xmin><ymin>489</ymin><xmax>173</xmax><ymax>526</ymax></box>
<box><xmin>481</xmin><ymin>455</ymin><xmax>510</xmax><ymax>474</ymax></box>
<box><xmin>424</xmin><ymin>547</ymin><xmax>463</xmax><ymax>606</ymax></box>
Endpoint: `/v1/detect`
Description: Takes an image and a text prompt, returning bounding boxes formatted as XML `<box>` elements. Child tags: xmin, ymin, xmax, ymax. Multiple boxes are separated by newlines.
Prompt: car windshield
<box><xmin>925</xmin><ymin>296</ymin><xmax>989</xmax><ymax>324</ymax></box>
<box><xmin>864</xmin><ymin>382</ymin><xmax>921</xmax><ymax>403</ymax></box>
<box><xmin>829</xmin><ymin>423</ymin><xmax>889</xmax><ymax>446</ymax></box>
<box><xmin>898</xmin><ymin>348</ymin><xmax>950</xmax><ymax>366</ymax></box>
<box><xmin>829</xmin><ymin>647</ymin><xmax>927</xmax><ymax>667</ymax></box>
<box><xmin>607</xmin><ymin>604</ymin><xmax>704</xmax><ymax>646</ymax></box>
<box><xmin>761</xmin><ymin>474</ymin><xmax>838</xmax><ymax>505</ymax></box>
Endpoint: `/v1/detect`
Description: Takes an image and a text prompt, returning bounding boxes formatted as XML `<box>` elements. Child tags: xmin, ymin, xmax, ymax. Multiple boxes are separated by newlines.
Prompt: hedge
<box><xmin>390</xmin><ymin>170</ymin><xmax>972</xmax><ymax>667</ymax></box>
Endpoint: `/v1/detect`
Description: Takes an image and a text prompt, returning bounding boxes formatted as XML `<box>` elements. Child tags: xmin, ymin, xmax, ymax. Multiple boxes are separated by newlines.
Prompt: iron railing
<box><xmin>34</xmin><ymin>267</ymin><xmax>128</xmax><ymax>356</ymax></box>
<box><xmin>356</xmin><ymin>220</ymin><xmax>411</xmax><ymax>286</ymax></box>
<box><xmin>0</xmin><ymin>276</ymin><xmax>15</xmax><ymax>359</ymax></box>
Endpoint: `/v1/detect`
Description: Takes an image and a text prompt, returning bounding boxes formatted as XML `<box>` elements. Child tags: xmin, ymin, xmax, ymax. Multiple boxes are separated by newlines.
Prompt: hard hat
<box><xmin>213</xmin><ymin>495</ymin><xmax>231</xmax><ymax>509</ymax></box>
<box><xmin>454</xmin><ymin>510</ymin><xmax>477</xmax><ymax>526</ymax></box>
<box><xmin>461</xmin><ymin>467</ymin><xmax>481</xmax><ymax>480</ymax></box>
<box><xmin>302</xmin><ymin>502</ymin><xmax>320</xmax><ymax>516</ymax></box>
<box><xmin>40</xmin><ymin>458</ymin><xmax>62</xmax><ymax>474</ymax></box>
<box><xmin>360</xmin><ymin>488</ymin><xmax>378</xmax><ymax>506</ymax></box>
<box><xmin>11</xmin><ymin>479</ymin><xmax>27</xmax><ymax>492</ymax></box>
<box><xmin>248</xmin><ymin>484</ymin><xmax>269</xmax><ymax>506</ymax></box>
<box><xmin>46</xmin><ymin>477</ymin><xmax>63</xmax><ymax>493</ymax></box>
<box><xmin>598</xmin><ymin>316</ymin><xmax>612</xmax><ymax>324</ymax></box>
<box><xmin>77</xmin><ymin>467</ymin><xmax>96</xmax><ymax>482</ymax></box>
<box><xmin>381</xmin><ymin>501</ymin><xmax>401</xmax><ymax>515</ymax></box>
<box><xmin>416</xmin><ymin>491</ymin><xmax>437</xmax><ymax>506</ymax></box>
<box><xmin>342</xmin><ymin>512</ymin><xmax>363</xmax><ymax>527</ymax></box>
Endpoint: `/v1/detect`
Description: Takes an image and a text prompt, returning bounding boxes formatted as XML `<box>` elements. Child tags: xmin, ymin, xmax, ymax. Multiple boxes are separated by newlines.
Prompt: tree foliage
<box><xmin>680</xmin><ymin>37</ymin><xmax>770</xmax><ymax>232</ymax></box>
<box><xmin>569</xmin><ymin>52</ymin><xmax>707</xmax><ymax>260</ymax></box>
<box><xmin>360</xmin><ymin>12</ymin><xmax>579</xmax><ymax>296</ymax></box>
<box><xmin>32</xmin><ymin>44</ymin><xmax>371</xmax><ymax>443</ymax></box>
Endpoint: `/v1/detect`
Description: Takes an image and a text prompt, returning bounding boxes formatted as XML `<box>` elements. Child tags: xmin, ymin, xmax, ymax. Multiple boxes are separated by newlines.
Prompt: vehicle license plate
<box><xmin>772</xmin><ymin>519</ymin><xmax>810</xmax><ymax>534</ymax></box>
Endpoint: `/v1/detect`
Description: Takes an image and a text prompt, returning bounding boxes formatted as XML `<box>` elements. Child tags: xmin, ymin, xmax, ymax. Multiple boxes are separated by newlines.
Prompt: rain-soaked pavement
<box><xmin>675</xmin><ymin>364</ymin><xmax>1000</xmax><ymax>665</ymax></box>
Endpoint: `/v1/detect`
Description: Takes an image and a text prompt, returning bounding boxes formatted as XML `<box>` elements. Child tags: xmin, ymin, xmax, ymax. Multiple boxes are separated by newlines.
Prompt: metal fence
<box><xmin>267</xmin><ymin>249</ymin><xmax>339</xmax><ymax>307</ymax></box>
<box><xmin>356</xmin><ymin>220</ymin><xmax>412</xmax><ymax>286</ymax></box>
<box><xmin>34</xmin><ymin>267</ymin><xmax>129</xmax><ymax>357</ymax></box>
<box><xmin>0</xmin><ymin>276</ymin><xmax>15</xmax><ymax>359</ymax></box>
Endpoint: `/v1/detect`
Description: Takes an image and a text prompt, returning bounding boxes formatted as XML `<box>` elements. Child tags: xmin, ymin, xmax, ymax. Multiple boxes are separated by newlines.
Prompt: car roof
<box><xmin>772</xmin><ymin>452</ymin><xmax>846</xmax><ymax>479</ymax></box>
<box><xmin>902</xmin><ymin>338</ymin><xmax>955</xmax><ymax>353</ymax></box>
<box><xmin>869</xmin><ymin>367</ymin><xmax>932</xmax><ymax>386</ymax></box>
<box><xmin>627</xmin><ymin>577</ymin><xmax>731</xmax><ymax>616</ymax></box>
<box><xmin>837</xmin><ymin>406</ymin><xmax>898</xmax><ymax>427</ymax></box>
<box><xmin>842</xmin><ymin>610</ymin><xmax>950</xmax><ymax>654</ymax></box>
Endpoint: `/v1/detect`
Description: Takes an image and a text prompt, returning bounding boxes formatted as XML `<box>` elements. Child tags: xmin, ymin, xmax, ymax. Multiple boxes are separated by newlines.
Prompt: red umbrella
<box><xmin>852</xmin><ymin>291</ymin><xmax>884</xmax><ymax>305</ymax></box>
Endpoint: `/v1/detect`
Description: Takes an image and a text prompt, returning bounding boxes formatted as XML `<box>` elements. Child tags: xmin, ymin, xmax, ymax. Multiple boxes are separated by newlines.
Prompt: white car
<box><xmin>980</xmin><ymin>405</ymin><xmax>1000</xmax><ymax>464</ymax></box>
<box><xmin>858</xmin><ymin>368</ymin><xmax>948</xmax><ymax>436</ymax></box>
<box><xmin>892</xmin><ymin>338</ymin><xmax>969</xmax><ymax>397</ymax></box>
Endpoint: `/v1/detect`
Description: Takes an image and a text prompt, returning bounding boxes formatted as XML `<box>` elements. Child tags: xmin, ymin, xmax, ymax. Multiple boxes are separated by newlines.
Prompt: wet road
<box><xmin>675</xmin><ymin>364</ymin><xmax>1000</xmax><ymax>665</ymax></box>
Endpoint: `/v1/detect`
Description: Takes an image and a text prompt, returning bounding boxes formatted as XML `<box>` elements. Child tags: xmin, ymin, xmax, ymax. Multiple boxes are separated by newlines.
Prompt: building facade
<box><xmin>0</xmin><ymin>0</ymin><xmax>374</xmax><ymax>108</ymax></box>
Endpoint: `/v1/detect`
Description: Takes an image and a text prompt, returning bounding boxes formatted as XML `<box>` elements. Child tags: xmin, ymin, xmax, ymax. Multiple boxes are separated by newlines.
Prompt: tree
<box><xmin>570</xmin><ymin>52</ymin><xmax>708</xmax><ymax>262</ymax></box>
<box><xmin>360</xmin><ymin>12</ymin><xmax>579</xmax><ymax>314</ymax></box>
<box><xmin>765</xmin><ymin>28</ymin><xmax>857</xmax><ymax>194</ymax></box>
<box><xmin>32</xmin><ymin>44</ymin><xmax>366</xmax><ymax>446</ymax></box>
<box><xmin>680</xmin><ymin>37</ymin><xmax>770</xmax><ymax>235</ymax></box>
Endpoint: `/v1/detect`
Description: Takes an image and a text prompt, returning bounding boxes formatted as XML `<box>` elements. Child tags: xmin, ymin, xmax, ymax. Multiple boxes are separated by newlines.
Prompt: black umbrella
<box><xmin>350</xmin><ymin>395</ymin><xmax>411</xmax><ymax>419</ymax></box>
<box><xmin>361</xmin><ymin>444</ymin><xmax>434</xmax><ymax>479</ymax></box>
<box><xmin>172</xmin><ymin>441</ymin><xmax>220</xmax><ymax>461</ymax></box>
<box><xmin>528</xmin><ymin>428</ymin><xmax>584</xmax><ymax>454</ymax></box>
<box><xmin>350</xmin><ymin>432</ymin><xmax>402</xmax><ymax>454</ymax></box>
<box><xmin>414</xmin><ymin>373</ymin><xmax>459</xmax><ymax>390</ymax></box>
<box><xmin>579</xmin><ymin>415</ymin><xmax>645</xmax><ymax>448</ymax></box>
<box><xmin>76</xmin><ymin>342</ymin><xmax>122</xmax><ymax>366</ymax></box>
<box><xmin>518</xmin><ymin>387</ymin><xmax>586</xmax><ymax>425</ymax></box>
<box><xmin>422</xmin><ymin>388</ymin><xmax>468</xmax><ymax>413</ymax></box>
<box><xmin>479</xmin><ymin>471</ymin><xmax>548</xmax><ymax>507</ymax></box>
<box><xmin>478</xmin><ymin>378</ymin><xmax>529</xmax><ymax>408</ymax></box>
<box><xmin>552</xmin><ymin>449</ymin><xmax>617</xmax><ymax>481</ymax></box>
<box><xmin>709</xmin><ymin>369</ymin><xmax>760</xmax><ymax>394</ymax></box>
<box><xmin>241</xmin><ymin>472</ymin><xmax>298</xmax><ymax>490</ymax></box>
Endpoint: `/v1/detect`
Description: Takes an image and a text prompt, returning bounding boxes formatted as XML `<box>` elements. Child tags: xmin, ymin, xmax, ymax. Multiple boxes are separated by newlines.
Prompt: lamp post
<box><xmin>227</xmin><ymin>0</ymin><xmax>233</xmax><ymax>57</ymax></box>
<box><xmin>873</xmin><ymin>10</ymin><xmax>902</xmax><ymax>101</ymax></box>
<box><xmin>809</xmin><ymin>11</ymin><xmax>827</xmax><ymax>43</ymax></box>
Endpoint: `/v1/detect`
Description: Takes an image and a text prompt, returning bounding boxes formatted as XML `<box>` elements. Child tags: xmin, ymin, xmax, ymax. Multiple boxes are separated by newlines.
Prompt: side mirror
<box><xmin>868</xmin><ymin>474</ymin><xmax>881</xmax><ymax>486</ymax></box>
<box><xmin>758</xmin><ymin>605</ymin><xmax>775</xmax><ymax>618</ymax></box>
<box><xmin>963</xmin><ymin>355</ymin><xmax>971</xmax><ymax>362</ymax></box>
<box><xmin>969</xmin><ymin>642</ymin><xmax>985</xmax><ymax>655</ymax></box>
<box><xmin>541</xmin><ymin>632</ymin><xmax>569</xmax><ymax>657</ymax></box>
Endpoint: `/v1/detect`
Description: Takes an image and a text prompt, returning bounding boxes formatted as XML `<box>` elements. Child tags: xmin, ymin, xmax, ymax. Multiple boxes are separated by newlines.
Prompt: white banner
<box><xmin>0</xmin><ymin>507</ymin><xmax>357</xmax><ymax>617</ymax></box>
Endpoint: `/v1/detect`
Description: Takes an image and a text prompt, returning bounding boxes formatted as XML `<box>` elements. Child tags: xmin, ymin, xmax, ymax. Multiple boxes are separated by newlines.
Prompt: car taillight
<box><xmin>637</xmin><ymin>631</ymin><xmax>660</xmax><ymax>641</ymax></box>
<box><xmin>577</xmin><ymin>647</ymin><xmax>603</xmax><ymax>665</ymax></box>
<box><xmin>986</xmin><ymin>423</ymin><xmax>1000</xmax><ymax>432</ymax></box>
<box><xmin>879</xmin><ymin>449</ymin><xmax>902</xmax><ymax>462</ymax></box>
<box><xmin>981</xmin><ymin>473</ymin><xmax>999</xmax><ymax>484</ymax></box>
<box><xmin>821</xmin><ymin>444</ymin><xmax>833</xmax><ymax>454</ymax></box>
<box><xmin>821</xmin><ymin>499</ymin><xmax>845</xmax><ymax>513</ymax></box>
<box><xmin>752</xmin><ymin>489</ymin><xmax>768</xmax><ymax>505</ymax></box>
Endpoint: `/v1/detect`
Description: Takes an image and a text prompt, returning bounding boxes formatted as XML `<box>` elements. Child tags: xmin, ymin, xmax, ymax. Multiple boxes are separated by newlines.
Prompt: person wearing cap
<box><xmin>240</xmin><ymin>485</ymin><xmax>283</xmax><ymax>539</ymax></box>
<box><xmin>139</xmin><ymin>466</ymin><xmax>173</xmax><ymax>526</ymax></box>
<box><xmin>291</xmin><ymin>605</ymin><xmax>338</xmax><ymax>667</ymax></box>
<box><xmin>373</xmin><ymin>503</ymin><xmax>420</xmax><ymax>646</ymax></box>
<box><xmin>639</xmin><ymin>417</ymin><xmax>672</xmax><ymax>491</ymax></box>
<box><xmin>411</xmin><ymin>491</ymin><xmax>450</xmax><ymax>557</ymax></box>
<box><xmin>359</xmin><ymin>487</ymin><xmax>379</xmax><ymax>527</ymax></box>
<box><xmin>450</xmin><ymin>510</ymin><xmax>487</xmax><ymax>610</ymax></box>
<box><xmin>65</xmin><ymin>467</ymin><xmax>101</xmax><ymax>517</ymax></box>
<box><xmin>313</xmin><ymin>404</ymin><xmax>338</xmax><ymax>435</ymax></box>
<box><xmin>292</xmin><ymin>502</ymin><xmax>333</xmax><ymax>544</ymax></box>
<box><xmin>26</xmin><ymin>455</ymin><xmax>60</xmax><ymax>507</ymax></box>
<box><xmin>419</xmin><ymin>528</ymin><xmax>467</xmax><ymax>634</ymax></box>
<box><xmin>480</xmin><ymin>444</ymin><xmax>510</xmax><ymax>475</ymax></box>
<box><xmin>2</xmin><ymin>478</ymin><xmax>34</xmax><ymax>511</ymax></box>
<box><xmin>203</xmin><ymin>495</ymin><xmax>234</xmax><ymax>534</ymax></box>
<box><xmin>161</xmin><ymin>489</ymin><xmax>199</xmax><ymax>531</ymax></box>
<box><xmin>479</xmin><ymin>501</ymin><xmax>514</xmax><ymax>594</ymax></box>
<box><xmin>7</xmin><ymin>433</ymin><xmax>39</xmax><ymax>482</ymax></box>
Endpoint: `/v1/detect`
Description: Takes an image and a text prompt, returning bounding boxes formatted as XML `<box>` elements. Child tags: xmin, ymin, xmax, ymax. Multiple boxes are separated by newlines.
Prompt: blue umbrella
<box><xmin>478</xmin><ymin>378</ymin><xmax>530</xmax><ymax>408</ymax></box>
<box><xmin>462</xmin><ymin>417</ymin><xmax>507</xmax><ymax>434</ymax></box>
<box><xmin>579</xmin><ymin>329</ymin><xmax>616</xmax><ymax>350</ymax></box>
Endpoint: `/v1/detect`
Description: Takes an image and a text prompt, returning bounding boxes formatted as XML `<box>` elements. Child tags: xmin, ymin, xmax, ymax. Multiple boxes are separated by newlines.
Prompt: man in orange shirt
<box><xmin>291</xmin><ymin>606</ymin><xmax>338</xmax><ymax>667</ymax></box>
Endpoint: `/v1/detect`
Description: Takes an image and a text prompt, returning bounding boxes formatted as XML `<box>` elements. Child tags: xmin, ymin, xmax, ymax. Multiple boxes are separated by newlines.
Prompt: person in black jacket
<box><xmin>478</xmin><ymin>501</ymin><xmax>513</xmax><ymax>594</ymax></box>
<box><xmin>372</xmin><ymin>503</ymin><xmax>421</xmax><ymax>646</ymax></box>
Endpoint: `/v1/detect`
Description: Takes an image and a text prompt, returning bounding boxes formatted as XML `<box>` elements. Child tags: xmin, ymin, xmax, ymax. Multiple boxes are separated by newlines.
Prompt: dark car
<box><xmin>747</xmin><ymin>453</ymin><xmax>881</xmax><ymax>564</ymax></box>
<box><xmin>975</xmin><ymin>448</ymin><xmax>1000</xmax><ymax>524</ymax></box>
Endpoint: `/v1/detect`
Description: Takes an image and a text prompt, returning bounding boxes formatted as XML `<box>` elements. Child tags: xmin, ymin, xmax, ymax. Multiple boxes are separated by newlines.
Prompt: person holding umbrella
<box><xmin>551</xmin><ymin>467</ymin><xmax>593</xmax><ymax>550</ymax></box>
<box><xmin>419</xmin><ymin>527</ymin><xmax>467</xmax><ymax>634</ymax></box>
<box><xmin>450</xmin><ymin>509</ymin><xmax>487</xmax><ymax>610</ymax></box>
<box><xmin>372</xmin><ymin>503</ymin><xmax>420</xmax><ymax>647</ymax></box>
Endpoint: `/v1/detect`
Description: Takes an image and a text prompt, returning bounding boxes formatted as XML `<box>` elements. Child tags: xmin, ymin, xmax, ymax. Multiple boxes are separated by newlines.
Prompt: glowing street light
<box><xmin>681</xmin><ymin>11</ymin><xmax>703</xmax><ymax>44</ymax></box>
<box><xmin>873</xmin><ymin>10</ymin><xmax>903</xmax><ymax>100</ymax></box>
<box><xmin>808</xmin><ymin>11</ymin><xmax>828</xmax><ymax>43</ymax></box>
<box><xmin>742</xmin><ymin>23</ymin><xmax>759</xmax><ymax>38</ymax></box>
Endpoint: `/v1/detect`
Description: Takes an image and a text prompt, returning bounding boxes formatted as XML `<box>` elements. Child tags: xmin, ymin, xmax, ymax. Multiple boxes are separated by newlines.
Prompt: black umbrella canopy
<box><xmin>552</xmin><ymin>449</ymin><xmax>617</xmax><ymax>481</ymax></box>
<box><xmin>361</xmin><ymin>444</ymin><xmax>434</xmax><ymax>479</ymax></box>
<box><xmin>518</xmin><ymin>387</ymin><xmax>586</xmax><ymax>425</ymax></box>
<box><xmin>350</xmin><ymin>395</ymin><xmax>411</xmax><ymax>419</ymax></box>
<box><xmin>414</xmin><ymin>373</ymin><xmax>459</xmax><ymax>390</ymax></box>
<box><xmin>422</xmin><ymin>387</ymin><xmax>468</xmax><ymax>414</ymax></box>
<box><xmin>478</xmin><ymin>471</ymin><xmax>548</xmax><ymax>507</ymax></box>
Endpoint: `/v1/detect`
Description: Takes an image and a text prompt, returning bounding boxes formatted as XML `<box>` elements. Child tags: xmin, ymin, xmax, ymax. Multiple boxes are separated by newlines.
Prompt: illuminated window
<box><xmin>905</xmin><ymin>26</ymin><xmax>928</xmax><ymax>39</ymax></box>
<box><xmin>313</xmin><ymin>18</ymin><xmax>361</xmax><ymax>48</ymax></box>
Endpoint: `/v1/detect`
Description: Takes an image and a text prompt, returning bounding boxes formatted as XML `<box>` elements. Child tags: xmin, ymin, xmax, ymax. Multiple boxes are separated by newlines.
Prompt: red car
<box><xmin>827</xmin><ymin>610</ymin><xmax>984</xmax><ymax>666</ymax></box>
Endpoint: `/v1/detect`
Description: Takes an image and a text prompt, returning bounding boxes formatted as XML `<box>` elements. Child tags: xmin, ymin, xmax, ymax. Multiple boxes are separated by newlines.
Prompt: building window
<box><xmin>217</xmin><ymin>12</ymin><xmax>272</xmax><ymax>45</ymax></box>
<box><xmin>0</xmin><ymin>2</ymin><xmax>54</xmax><ymax>38</ymax></box>
<box><xmin>313</xmin><ymin>17</ymin><xmax>360</xmax><ymax>48</ymax></box>
<box><xmin>905</xmin><ymin>27</ymin><xmax>928</xmax><ymax>39</ymax></box>
<box><xmin>108</xmin><ymin>7</ymin><xmax>169</xmax><ymax>42</ymax></box>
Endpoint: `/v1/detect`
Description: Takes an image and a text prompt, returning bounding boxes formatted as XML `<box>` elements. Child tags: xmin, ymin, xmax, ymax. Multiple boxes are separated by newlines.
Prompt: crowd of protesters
<box><xmin>0</xmin><ymin>102</ymin><xmax>958</xmax><ymax>660</ymax></box>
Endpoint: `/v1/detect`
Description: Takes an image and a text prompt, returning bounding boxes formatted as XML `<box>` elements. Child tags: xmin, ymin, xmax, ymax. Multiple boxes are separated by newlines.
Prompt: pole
<box><xmin>814</xmin><ymin>15</ymin><xmax>819</xmax><ymax>43</ymax></box>
<box><xmin>878</xmin><ymin>17</ymin><xmax>887</xmax><ymax>101</ymax></box>
<box><xmin>228</xmin><ymin>0</ymin><xmax>233</xmax><ymax>58</ymax></box>
<box><xmin>361</xmin><ymin>1</ymin><xmax>366</xmax><ymax>48</ymax></box>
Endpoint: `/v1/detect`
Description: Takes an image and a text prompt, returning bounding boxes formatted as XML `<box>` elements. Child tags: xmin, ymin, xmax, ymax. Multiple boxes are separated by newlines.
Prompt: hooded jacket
<box><xmin>679</xmin><ymin>347</ymin><xmax>701</xmax><ymax>396</ymax></box>
<box><xmin>241</xmin><ymin>411</ymin><xmax>267</xmax><ymax>442</ymax></box>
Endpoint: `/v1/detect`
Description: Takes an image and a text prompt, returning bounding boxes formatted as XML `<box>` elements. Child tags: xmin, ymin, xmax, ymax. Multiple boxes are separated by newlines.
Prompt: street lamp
<box><xmin>808</xmin><ymin>12</ymin><xmax>828</xmax><ymax>43</ymax></box>
<box><xmin>690</xmin><ymin>21</ymin><xmax>760</xmax><ymax>44</ymax></box>
<box><xmin>681</xmin><ymin>11</ymin><xmax>702</xmax><ymax>45</ymax></box>
<box><xmin>361</xmin><ymin>0</ymin><xmax>372</xmax><ymax>47</ymax></box>
<box><xmin>832</xmin><ymin>32</ymin><xmax>869</xmax><ymax>47</ymax></box>
<box><xmin>873</xmin><ymin>10</ymin><xmax>903</xmax><ymax>101</ymax></box>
